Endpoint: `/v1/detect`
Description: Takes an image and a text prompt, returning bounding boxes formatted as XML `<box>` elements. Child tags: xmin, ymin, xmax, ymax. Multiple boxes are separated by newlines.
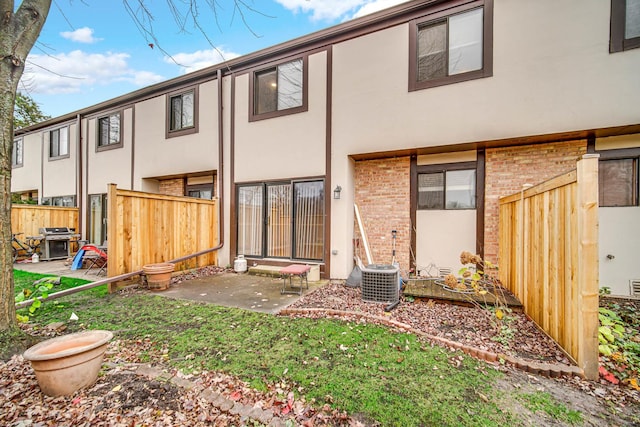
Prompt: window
<box><xmin>41</xmin><ymin>195</ymin><xmax>76</xmax><ymax>207</ymax></box>
<box><xmin>599</xmin><ymin>158</ymin><xmax>638</xmax><ymax>207</ymax></box>
<box><xmin>611</xmin><ymin>0</ymin><xmax>640</xmax><ymax>52</ymax></box>
<box><xmin>187</xmin><ymin>183</ymin><xmax>214</xmax><ymax>200</ymax></box>
<box><xmin>409</xmin><ymin>1</ymin><xmax>492</xmax><ymax>91</ymax></box>
<box><xmin>418</xmin><ymin>169</ymin><xmax>476</xmax><ymax>210</ymax></box>
<box><xmin>49</xmin><ymin>127</ymin><xmax>69</xmax><ymax>159</ymax></box>
<box><xmin>237</xmin><ymin>180</ymin><xmax>324</xmax><ymax>260</ymax></box>
<box><xmin>12</xmin><ymin>138</ymin><xmax>23</xmax><ymax>167</ymax></box>
<box><xmin>97</xmin><ymin>112</ymin><xmax>122</xmax><ymax>149</ymax></box>
<box><xmin>166</xmin><ymin>87</ymin><xmax>198</xmax><ymax>137</ymax></box>
<box><xmin>250</xmin><ymin>57</ymin><xmax>308</xmax><ymax>121</ymax></box>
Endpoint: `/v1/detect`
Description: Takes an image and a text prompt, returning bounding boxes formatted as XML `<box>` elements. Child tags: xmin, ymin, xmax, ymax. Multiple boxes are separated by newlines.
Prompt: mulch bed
<box><xmin>286</xmin><ymin>282</ymin><xmax>572</xmax><ymax>366</ymax></box>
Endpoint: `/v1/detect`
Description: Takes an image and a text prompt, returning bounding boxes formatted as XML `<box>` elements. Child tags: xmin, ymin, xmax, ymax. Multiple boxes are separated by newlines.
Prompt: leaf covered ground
<box><xmin>1</xmin><ymin>272</ymin><xmax>639</xmax><ymax>426</ymax></box>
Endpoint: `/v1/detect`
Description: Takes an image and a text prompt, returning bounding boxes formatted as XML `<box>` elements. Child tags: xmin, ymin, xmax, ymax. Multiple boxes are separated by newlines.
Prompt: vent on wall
<box><xmin>631</xmin><ymin>280</ymin><xmax>640</xmax><ymax>297</ymax></box>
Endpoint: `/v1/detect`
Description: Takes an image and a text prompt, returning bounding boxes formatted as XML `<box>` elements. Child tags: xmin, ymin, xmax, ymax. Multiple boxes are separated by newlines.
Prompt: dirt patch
<box><xmin>88</xmin><ymin>373</ymin><xmax>183</xmax><ymax>412</ymax></box>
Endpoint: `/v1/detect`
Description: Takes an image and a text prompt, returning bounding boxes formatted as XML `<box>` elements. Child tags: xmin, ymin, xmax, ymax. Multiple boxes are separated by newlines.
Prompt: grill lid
<box><xmin>39</xmin><ymin>227</ymin><xmax>75</xmax><ymax>234</ymax></box>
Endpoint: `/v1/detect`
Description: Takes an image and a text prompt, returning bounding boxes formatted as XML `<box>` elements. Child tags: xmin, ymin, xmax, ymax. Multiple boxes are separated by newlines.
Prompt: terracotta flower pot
<box><xmin>143</xmin><ymin>262</ymin><xmax>175</xmax><ymax>291</ymax></box>
<box><xmin>23</xmin><ymin>330</ymin><xmax>113</xmax><ymax>397</ymax></box>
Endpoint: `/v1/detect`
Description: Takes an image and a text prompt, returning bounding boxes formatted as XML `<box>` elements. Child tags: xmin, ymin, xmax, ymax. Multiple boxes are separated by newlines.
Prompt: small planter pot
<box><xmin>23</xmin><ymin>330</ymin><xmax>113</xmax><ymax>397</ymax></box>
<box><xmin>143</xmin><ymin>262</ymin><xmax>175</xmax><ymax>291</ymax></box>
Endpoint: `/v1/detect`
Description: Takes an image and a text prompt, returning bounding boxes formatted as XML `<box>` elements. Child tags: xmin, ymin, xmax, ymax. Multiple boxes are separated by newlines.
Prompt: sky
<box><xmin>20</xmin><ymin>0</ymin><xmax>410</xmax><ymax>118</ymax></box>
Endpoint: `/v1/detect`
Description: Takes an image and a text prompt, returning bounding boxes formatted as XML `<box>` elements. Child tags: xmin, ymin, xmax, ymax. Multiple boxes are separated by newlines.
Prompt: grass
<box><xmin>14</xmin><ymin>270</ymin><xmax>104</xmax><ymax>297</ymax></box>
<box><xmin>6</xmin><ymin>270</ymin><xmax>588</xmax><ymax>426</ymax></box>
<box><xmin>517</xmin><ymin>392</ymin><xmax>583</xmax><ymax>425</ymax></box>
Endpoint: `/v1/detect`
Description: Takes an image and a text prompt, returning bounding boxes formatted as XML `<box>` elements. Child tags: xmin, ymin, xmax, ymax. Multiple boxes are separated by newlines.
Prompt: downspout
<box><xmin>40</xmin><ymin>133</ymin><xmax>44</xmax><ymax>203</ymax></box>
<box><xmin>217</xmin><ymin>68</ymin><xmax>225</xmax><ymax>251</ymax></box>
<box><xmin>76</xmin><ymin>114</ymin><xmax>83</xmax><ymax>235</ymax></box>
<box><xmin>169</xmin><ymin>68</ymin><xmax>226</xmax><ymax>263</ymax></box>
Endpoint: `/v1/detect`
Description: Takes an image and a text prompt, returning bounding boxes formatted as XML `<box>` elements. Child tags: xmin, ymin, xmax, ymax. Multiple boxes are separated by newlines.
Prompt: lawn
<box><xmin>4</xmin><ymin>271</ymin><xmax>597</xmax><ymax>426</ymax></box>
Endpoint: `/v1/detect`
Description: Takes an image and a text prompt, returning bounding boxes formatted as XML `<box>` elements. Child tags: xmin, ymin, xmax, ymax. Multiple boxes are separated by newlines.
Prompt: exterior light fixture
<box><xmin>333</xmin><ymin>185</ymin><xmax>342</xmax><ymax>200</ymax></box>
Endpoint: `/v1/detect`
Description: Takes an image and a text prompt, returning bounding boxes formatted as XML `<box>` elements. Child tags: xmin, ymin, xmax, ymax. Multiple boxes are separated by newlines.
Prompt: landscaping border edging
<box><xmin>279</xmin><ymin>307</ymin><xmax>585</xmax><ymax>379</ymax></box>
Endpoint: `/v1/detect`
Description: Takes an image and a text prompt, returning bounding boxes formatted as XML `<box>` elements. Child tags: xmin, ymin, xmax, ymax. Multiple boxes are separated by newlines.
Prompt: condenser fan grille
<box><xmin>361</xmin><ymin>264</ymin><xmax>399</xmax><ymax>304</ymax></box>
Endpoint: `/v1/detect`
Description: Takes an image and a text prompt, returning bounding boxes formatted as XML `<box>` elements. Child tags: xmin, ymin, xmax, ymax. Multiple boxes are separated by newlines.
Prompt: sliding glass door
<box><xmin>267</xmin><ymin>184</ymin><xmax>291</xmax><ymax>258</ymax></box>
<box><xmin>236</xmin><ymin>180</ymin><xmax>324</xmax><ymax>261</ymax></box>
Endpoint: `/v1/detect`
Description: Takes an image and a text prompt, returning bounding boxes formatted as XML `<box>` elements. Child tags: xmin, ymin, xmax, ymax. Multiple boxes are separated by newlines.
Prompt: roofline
<box><xmin>15</xmin><ymin>0</ymin><xmax>447</xmax><ymax>134</ymax></box>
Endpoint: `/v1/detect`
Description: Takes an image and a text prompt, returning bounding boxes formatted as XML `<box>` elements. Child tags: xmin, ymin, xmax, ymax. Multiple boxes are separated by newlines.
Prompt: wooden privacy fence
<box><xmin>11</xmin><ymin>205</ymin><xmax>79</xmax><ymax>237</ymax></box>
<box><xmin>106</xmin><ymin>184</ymin><xmax>218</xmax><ymax>278</ymax></box>
<box><xmin>498</xmin><ymin>154</ymin><xmax>599</xmax><ymax>380</ymax></box>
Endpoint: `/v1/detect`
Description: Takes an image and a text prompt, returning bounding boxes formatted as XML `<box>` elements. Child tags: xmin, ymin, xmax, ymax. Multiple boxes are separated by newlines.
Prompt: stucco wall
<box><xmin>11</xmin><ymin>132</ymin><xmax>42</xmax><ymax>193</ymax></box>
<box><xmin>86</xmin><ymin>108</ymin><xmax>134</xmax><ymax>194</ymax></box>
<box><xmin>133</xmin><ymin>80</ymin><xmax>219</xmax><ymax>183</ymax></box>
<box><xmin>41</xmin><ymin>122</ymin><xmax>78</xmax><ymax>198</ymax></box>
<box><xmin>600</xmin><ymin>207</ymin><xmax>640</xmax><ymax>296</ymax></box>
<box><xmin>331</xmin><ymin>0</ymin><xmax>640</xmax><ymax>155</ymax></box>
<box><xmin>233</xmin><ymin>52</ymin><xmax>327</xmax><ymax>183</ymax></box>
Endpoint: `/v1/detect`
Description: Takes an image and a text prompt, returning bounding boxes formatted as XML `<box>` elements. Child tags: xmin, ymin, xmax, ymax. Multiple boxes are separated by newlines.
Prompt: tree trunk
<box><xmin>0</xmin><ymin>0</ymin><xmax>51</xmax><ymax>331</ymax></box>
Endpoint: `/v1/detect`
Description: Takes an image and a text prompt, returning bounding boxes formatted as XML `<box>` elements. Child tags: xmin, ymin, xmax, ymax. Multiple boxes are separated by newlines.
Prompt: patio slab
<box><xmin>159</xmin><ymin>272</ymin><xmax>326</xmax><ymax>314</ymax></box>
<box><xmin>13</xmin><ymin>258</ymin><xmax>96</xmax><ymax>280</ymax></box>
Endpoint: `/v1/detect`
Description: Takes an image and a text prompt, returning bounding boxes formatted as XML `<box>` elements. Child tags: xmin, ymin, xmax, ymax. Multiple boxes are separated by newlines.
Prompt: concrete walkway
<box><xmin>13</xmin><ymin>259</ymin><xmax>325</xmax><ymax>314</ymax></box>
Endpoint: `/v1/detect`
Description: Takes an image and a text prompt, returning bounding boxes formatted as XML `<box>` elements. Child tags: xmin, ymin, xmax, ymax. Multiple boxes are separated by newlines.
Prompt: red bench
<box><xmin>280</xmin><ymin>264</ymin><xmax>311</xmax><ymax>295</ymax></box>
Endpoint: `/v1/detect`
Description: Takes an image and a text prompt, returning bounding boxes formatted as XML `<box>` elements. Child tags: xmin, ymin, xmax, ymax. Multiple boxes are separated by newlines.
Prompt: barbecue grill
<box><xmin>38</xmin><ymin>227</ymin><xmax>80</xmax><ymax>261</ymax></box>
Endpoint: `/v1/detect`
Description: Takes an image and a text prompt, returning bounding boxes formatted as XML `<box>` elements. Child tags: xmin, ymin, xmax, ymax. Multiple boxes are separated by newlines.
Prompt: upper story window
<box><xmin>409</xmin><ymin>1</ymin><xmax>493</xmax><ymax>91</ymax></box>
<box><xmin>599</xmin><ymin>158</ymin><xmax>638</xmax><ymax>207</ymax></box>
<box><xmin>418</xmin><ymin>166</ymin><xmax>476</xmax><ymax>210</ymax></box>
<box><xmin>249</xmin><ymin>57</ymin><xmax>308</xmax><ymax>122</ymax></box>
<box><xmin>97</xmin><ymin>112</ymin><xmax>122</xmax><ymax>150</ymax></box>
<box><xmin>611</xmin><ymin>0</ymin><xmax>640</xmax><ymax>52</ymax></box>
<box><xmin>49</xmin><ymin>126</ymin><xmax>69</xmax><ymax>159</ymax></box>
<box><xmin>166</xmin><ymin>87</ymin><xmax>198</xmax><ymax>138</ymax></box>
<box><xmin>12</xmin><ymin>138</ymin><xmax>23</xmax><ymax>168</ymax></box>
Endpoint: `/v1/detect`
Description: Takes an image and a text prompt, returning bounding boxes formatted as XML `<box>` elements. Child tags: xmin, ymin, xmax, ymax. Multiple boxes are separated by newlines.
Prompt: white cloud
<box><xmin>275</xmin><ymin>0</ymin><xmax>410</xmax><ymax>21</ymax></box>
<box><xmin>351</xmin><ymin>0</ymin><xmax>411</xmax><ymax>19</ymax></box>
<box><xmin>60</xmin><ymin>27</ymin><xmax>102</xmax><ymax>43</ymax></box>
<box><xmin>22</xmin><ymin>50</ymin><xmax>164</xmax><ymax>95</ymax></box>
<box><xmin>164</xmin><ymin>48</ymin><xmax>241</xmax><ymax>74</ymax></box>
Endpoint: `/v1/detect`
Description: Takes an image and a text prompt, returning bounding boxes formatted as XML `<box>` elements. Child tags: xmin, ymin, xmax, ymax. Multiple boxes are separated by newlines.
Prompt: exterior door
<box><xmin>88</xmin><ymin>193</ymin><xmax>107</xmax><ymax>245</ymax></box>
<box><xmin>266</xmin><ymin>183</ymin><xmax>291</xmax><ymax>258</ymax></box>
<box><xmin>236</xmin><ymin>180</ymin><xmax>325</xmax><ymax>261</ymax></box>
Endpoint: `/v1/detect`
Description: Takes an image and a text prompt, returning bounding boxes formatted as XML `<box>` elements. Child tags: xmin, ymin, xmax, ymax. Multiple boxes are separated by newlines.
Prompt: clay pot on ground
<box><xmin>23</xmin><ymin>330</ymin><xmax>113</xmax><ymax>397</ymax></box>
<box><xmin>142</xmin><ymin>262</ymin><xmax>175</xmax><ymax>291</ymax></box>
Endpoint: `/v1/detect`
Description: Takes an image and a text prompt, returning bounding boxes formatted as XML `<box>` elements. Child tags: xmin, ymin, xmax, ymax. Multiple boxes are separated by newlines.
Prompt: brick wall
<box><xmin>354</xmin><ymin>157</ymin><xmax>411</xmax><ymax>274</ymax></box>
<box><xmin>159</xmin><ymin>178</ymin><xmax>184</xmax><ymax>197</ymax></box>
<box><xmin>484</xmin><ymin>141</ymin><xmax>587</xmax><ymax>263</ymax></box>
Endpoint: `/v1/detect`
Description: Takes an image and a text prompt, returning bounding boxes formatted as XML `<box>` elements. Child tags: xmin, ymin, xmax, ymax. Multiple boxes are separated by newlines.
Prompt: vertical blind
<box><xmin>267</xmin><ymin>184</ymin><xmax>291</xmax><ymax>258</ymax></box>
<box><xmin>237</xmin><ymin>185</ymin><xmax>264</xmax><ymax>256</ymax></box>
<box><xmin>294</xmin><ymin>181</ymin><xmax>324</xmax><ymax>260</ymax></box>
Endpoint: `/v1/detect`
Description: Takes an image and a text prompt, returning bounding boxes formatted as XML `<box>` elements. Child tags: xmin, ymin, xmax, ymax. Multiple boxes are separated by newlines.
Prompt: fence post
<box><xmin>107</xmin><ymin>184</ymin><xmax>118</xmax><ymax>293</ymax></box>
<box><xmin>576</xmin><ymin>154</ymin><xmax>599</xmax><ymax>380</ymax></box>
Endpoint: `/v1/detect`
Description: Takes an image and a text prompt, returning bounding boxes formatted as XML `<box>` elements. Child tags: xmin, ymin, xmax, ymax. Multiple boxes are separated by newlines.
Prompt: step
<box><xmin>248</xmin><ymin>265</ymin><xmax>283</xmax><ymax>278</ymax></box>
